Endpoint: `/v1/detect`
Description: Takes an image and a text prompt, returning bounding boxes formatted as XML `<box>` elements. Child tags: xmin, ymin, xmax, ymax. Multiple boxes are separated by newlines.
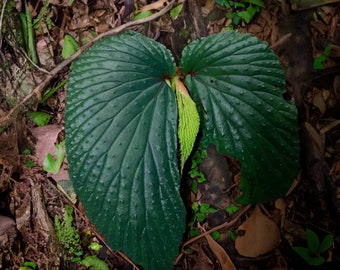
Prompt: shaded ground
<box><xmin>0</xmin><ymin>0</ymin><xmax>340</xmax><ymax>269</ymax></box>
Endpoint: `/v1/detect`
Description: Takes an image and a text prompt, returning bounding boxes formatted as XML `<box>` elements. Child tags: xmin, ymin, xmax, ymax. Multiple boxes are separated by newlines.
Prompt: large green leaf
<box><xmin>181</xmin><ymin>31</ymin><xmax>299</xmax><ymax>204</ymax></box>
<box><xmin>65</xmin><ymin>31</ymin><xmax>186</xmax><ymax>270</ymax></box>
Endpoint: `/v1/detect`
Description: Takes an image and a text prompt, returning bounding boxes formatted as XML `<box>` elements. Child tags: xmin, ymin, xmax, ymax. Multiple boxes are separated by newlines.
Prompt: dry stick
<box><xmin>184</xmin><ymin>204</ymin><xmax>251</xmax><ymax>247</ymax></box>
<box><xmin>175</xmin><ymin>204</ymin><xmax>251</xmax><ymax>265</ymax></box>
<box><xmin>0</xmin><ymin>0</ymin><xmax>8</xmax><ymax>50</ymax></box>
<box><xmin>0</xmin><ymin>0</ymin><xmax>175</xmax><ymax>129</ymax></box>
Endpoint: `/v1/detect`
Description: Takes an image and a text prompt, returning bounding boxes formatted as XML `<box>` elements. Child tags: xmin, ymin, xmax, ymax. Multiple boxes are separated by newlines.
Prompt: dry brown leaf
<box><xmin>202</xmin><ymin>0</ymin><xmax>215</xmax><ymax>17</ymax></box>
<box><xmin>141</xmin><ymin>0</ymin><xmax>169</xmax><ymax>11</ymax></box>
<box><xmin>31</xmin><ymin>125</ymin><xmax>62</xmax><ymax>165</ymax></box>
<box><xmin>204</xmin><ymin>233</ymin><xmax>236</xmax><ymax>270</ymax></box>
<box><xmin>313</xmin><ymin>89</ymin><xmax>328</xmax><ymax>114</ymax></box>
<box><xmin>304</xmin><ymin>122</ymin><xmax>325</xmax><ymax>154</ymax></box>
<box><xmin>235</xmin><ymin>205</ymin><xmax>280</xmax><ymax>257</ymax></box>
<box><xmin>31</xmin><ymin>125</ymin><xmax>69</xmax><ymax>182</ymax></box>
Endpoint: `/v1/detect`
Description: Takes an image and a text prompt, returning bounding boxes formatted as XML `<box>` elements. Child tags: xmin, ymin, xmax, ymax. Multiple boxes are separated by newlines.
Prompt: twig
<box><xmin>175</xmin><ymin>204</ymin><xmax>251</xmax><ymax>265</ymax></box>
<box><xmin>182</xmin><ymin>204</ymin><xmax>251</xmax><ymax>248</ymax></box>
<box><xmin>0</xmin><ymin>0</ymin><xmax>8</xmax><ymax>48</ymax></box>
<box><xmin>0</xmin><ymin>0</ymin><xmax>175</xmax><ymax>129</ymax></box>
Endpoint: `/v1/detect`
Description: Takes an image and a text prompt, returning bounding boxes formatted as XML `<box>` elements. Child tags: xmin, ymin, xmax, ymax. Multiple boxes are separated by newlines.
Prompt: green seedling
<box><xmin>215</xmin><ymin>0</ymin><xmax>265</xmax><ymax>29</ymax></box>
<box><xmin>19</xmin><ymin>2</ymin><xmax>38</xmax><ymax>64</ymax></box>
<box><xmin>62</xmin><ymin>35</ymin><xmax>80</xmax><ymax>59</ymax></box>
<box><xmin>41</xmin><ymin>80</ymin><xmax>67</xmax><ymax>103</ymax></box>
<box><xmin>133</xmin><ymin>10</ymin><xmax>153</xmax><ymax>20</ymax></box>
<box><xmin>54</xmin><ymin>205</ymin><xmax>82</xmax><ymax>255</ymax></box>
<box><xmin>226</xmin><ymin>203</ymin><xmax>239</xmax><ymax>215</ymax></box>
<box><xmin>189</xmin><ymin>202</ymin><xmax>217</xmax><ymax>237</ymax></box>
<box><xmin>19</xmin><ymin>261</ymin><xmax>37</xmax><ymax>270</ymax></box>
<box><xmin>22</xmin><ymin>148</ymin><xmax>36</xmax><ymax>168</ymax></box>
<box><xmin>210</xmin><ymin>230</ymin><xmax>222</xmax><ymax>240</ymax></box>
<box><xmin>43</xmin><ymin>140</ymin><xmax>65</xmax><ymax>174</ymax></box>
<box><xmin>33</xmin><ymin>0</ymin><xmax>54</xmax><ymax>33</ymax></box>
<box><xmin>27</xmin><ymin>111</ymin><xmax>51</xmax><ymax>126</ymax></box>
<box><xmin>88</xmin><ymin>242</ymin><xmax>102</xmax><ymax>252</ymax></box>
<box><xmin>54</xmin><ymin>205</ymin><xmax>109</xmax><ymax>268</ymax></box>
<box><xmin>229</xmin><ymin>230</ymin><xmax>237</xmax><ymax>241</ymax></box>
<box><xmin>293</xmin><ymin>228</ymin><xmax>333</xmax><ymax>266</ymax></box>
<box><xmin>189</xmin><ymin>149</ymin><xmax>207</xmax><ymax>194</ymax></box>
<box><xmin>313</xmin><ymin>43</ymin><xmax>332</xmax><ymax>69</ymax></box>
<box><xmin>170</xmin><ymin>3</ymin><xmax>183</xmax><ymax>20</ymax></box>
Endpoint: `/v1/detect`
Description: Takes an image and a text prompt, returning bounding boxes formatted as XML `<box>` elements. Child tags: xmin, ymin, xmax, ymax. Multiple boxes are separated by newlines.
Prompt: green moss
<box><xmin>54</xmin><ymin>205</ymin><xmax>82</xmax><ymax>255</ymax></box>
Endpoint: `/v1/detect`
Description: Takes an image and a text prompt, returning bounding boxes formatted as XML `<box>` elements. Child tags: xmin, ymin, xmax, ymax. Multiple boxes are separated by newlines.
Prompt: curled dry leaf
<box><xmin>235</xmin><ymin>205</ymin><xmax>280</xmax><ymax>258</ymax></box>
<box><xmin>31</xmin><ymin>125</ymin><xmax>69</xmax><ymax>181</ymax></box>
<box><xmin>31</xmin><ymin>125</ymin><xmax>62</xmax><ymax>165</ymax></box>
<box><xmin>204</xmin><ymin>232</ymin><xmax>236</xmax><ymax>270</ymax></box>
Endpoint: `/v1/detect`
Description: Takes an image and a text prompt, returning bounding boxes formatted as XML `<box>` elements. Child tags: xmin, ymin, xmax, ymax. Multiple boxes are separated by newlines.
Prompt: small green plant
<box><xmin>54</xmin><ymin>205</ymin><xmax>82</xmax><ymax>255</ymax></box>
<box><xmin>215</xmin><ymin>0</ymin><xmax>265</xmax><ymax>29</ymax></box>
<box><xmin>41</xmin><ymin>80</ymin><xmax>67</xmax><ymax>103</ymax></box>
<box><xmin>22</xmin><ymin>148</ymin><xmax>36</xmax><ymax>168</ymax></box>
<box><xmin>189</xmin><ymin>149</ymin><xmax>207</xmax><ymax>194</ymax></box>
<box><xmin>33</xmin><ymin>0</ymin><xmax>55</xmax><ymax>33</ymax></box>
<box><xmin>226</xmin><ymin>203</ymin><xmax>239</xmax><ymax>215</ymax></box>
<box><xmin>19</xmin><ymin>2</ymin><xmax>38</xmax><ymax>64</ymax></box>
<box><xmin>313</xmin><ymin>43</ymin><xmax>332</xmax><ymax>69</ymax></box>
<box><xmin>62</xmin><ymin>35</ymin><xmax>80</xmax><ymax>59</ymax></box>
<box><xmin>43</xmin><ymin>141</ymin><xmax>65</xmax><ymax>174</ymax></box>
<box><xmin>27</xmin><ymin>111</ymin><xmax>51</xmax><ymax>126</ymax></box>
<box><xmin>65</xmin><ymin>30</ymin><xmax>299</xmax><ymax>269</ymax></box>
<box><xmin>19</xmin><ymin>261</ymin><xmax>37</xmax><ymax>270</ymax></box>
<box><xmin>293</xmin><ymin>229</ymin><xmax>333</xmax><ymax>266</ymax></box>
<box><xmin>188</xmin><ymin>202</ymin><xmax>217</xmax><ymax>237</ymax></box>
<box><xmin>54</xmin><ymin>205</ymin><xmax>109</xmax><ymax>269</ymax></box>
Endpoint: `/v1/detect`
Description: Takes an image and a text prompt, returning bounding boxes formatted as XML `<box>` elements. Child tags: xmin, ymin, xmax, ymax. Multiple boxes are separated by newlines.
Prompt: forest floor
<box><xmin>0</xmin><ymin>0</ymin><xmax>340</xmax><ymax>269</ymax></box>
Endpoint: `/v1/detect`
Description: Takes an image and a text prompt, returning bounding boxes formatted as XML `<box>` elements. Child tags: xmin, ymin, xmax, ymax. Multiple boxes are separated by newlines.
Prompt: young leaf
<box><xmin>65</xmin><ymin>31</ymin><xmax>185</xmax><ymax>270</ymax></box>
<box><xmin>293</xmin><ymin>246</ymin><xmax>325</xmax><ymax>266</ymax></box>
<box><xmin>80</xmin><ymin>255</ymin><xmax>109</xmax><ymax>270</ymax></box>
<box><xmin>62</xmin><ymin>34</ymin><xmax>79</xmax><ymax>59</ymax></box>
<box><xmin>172</xmin><ymin>76</ymin><xmax>200</xmax><ymax>172</ymax></box>
<box><xmin>43</xmin><ymin>141</ymin><xmax>65</xmax><ymax>174</ymax></box>
<box><xmin>27</xmin><ymin>111</ymin><xmax>51</xmax><ymax>126</ymax></box>
<box><xmin>319</xmin><ymin>234</ymin><xmax>333</xmax><ymax>253</ymax></box>
<box><xmin>170</xmin><ymin>3</ymin><xmax>183</xmax><ymax>20</ymax></box>
<box><xmin>133</xmin><ymin>10</ymin><xmax>153</xmax><ymax>20</ymax></box>
<box><xmin>249</xmin><ymin>0</ymin><xmax>265</xmax><ymax>8</ymax></box>
<box><xmin>306</xmin><ymin>229</ymin><xmax>320</xmax><ymax>254</ymax></box>
<box><xmin>181</xmin><ymin>31</ymin><xmax>299</xmax><ymax>204</ymax></box>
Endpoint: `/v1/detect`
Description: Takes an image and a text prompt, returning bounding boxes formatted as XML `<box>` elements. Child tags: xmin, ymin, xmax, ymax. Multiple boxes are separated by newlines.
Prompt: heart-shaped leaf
<box><xmin>65</xmin><ymin>31</ymin><xmax>186</xmax><ymax>270</ymax></box>
<box><xmin>181</xmin><ymin>31</ymin><xmax>299</xmax><ymax>204</ymax></box>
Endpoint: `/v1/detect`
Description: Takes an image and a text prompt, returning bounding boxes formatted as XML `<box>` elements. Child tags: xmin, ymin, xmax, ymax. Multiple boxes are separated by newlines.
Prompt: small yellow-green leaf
<box><xmin>173</xmin><ymin>76</ymin><xmax>200</xmax><ymax>172</ymax></box>
<box><xmin>62</xmin><ymin>35</ymin><xmax>79</xmax><ymax>59</ymax></box>
<box><xmin>170</xmin><ymin>4</ymin><xmax>183</xmax><ymax>20</ymax></box>
<box><xmin>27</xmin><ymin>111</ymin><xmax>51</xmax><ymax>126</ymax></box>
<box><xmin>43</xmin><ymin>141</ymin><xmax>65</xmax><ymax>174</ymax></box>
<box><xmin>133</xmin><ymin>10</ymin><xmax>153</xmax><ymax>20</ymax></box>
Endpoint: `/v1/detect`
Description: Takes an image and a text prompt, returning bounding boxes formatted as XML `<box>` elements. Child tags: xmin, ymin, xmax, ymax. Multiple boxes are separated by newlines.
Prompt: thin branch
<box><xmin>174</xmin><ymin>204</ymin><xmax>251</xmax><ymax>265</ymax></box>
<box><xmin>0</xmin><ymin>0</ymin><xmax>175</xmax><ymax>129</ymax></box>
<box><xmin>181</xmin><ymin>204</ymin><xmax>251</xmax><ymax>248</ymax></box>
<box><xmin>0</xmin><ymin>0</ymin><xmax>8</xmax><ymax>48</ymax></box>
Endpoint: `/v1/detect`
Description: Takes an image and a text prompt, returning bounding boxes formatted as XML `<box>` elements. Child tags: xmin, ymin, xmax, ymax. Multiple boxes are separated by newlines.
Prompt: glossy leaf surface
<box><xmin>181</xmin><ymin>31</ymin><xmax>299</xmax><ymax>204</ymax></box>
<box><xmin>65</xmin><ymin>31</ymin><xmax>185</xmax><ymax>270</ymax></box>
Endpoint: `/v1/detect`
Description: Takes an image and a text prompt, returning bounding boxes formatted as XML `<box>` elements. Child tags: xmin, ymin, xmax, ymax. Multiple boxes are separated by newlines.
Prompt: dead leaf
<box><xmin>304</xmin><ymin>122</ymin><xmax>325</xmax><ymax>154</ymax></box>
<box><xmin>31</xmin><ymin>125</ymin><xmax>62</xmax><ymax>165</ymax></box>
<box><xmin>31</xmin><ymin>125</ymin><xmax>69</xmax><ymax>182</ymax></box>
<box><xmin>235</xmin><ymin>205</ymin><xmax>280</xmax><ymax>257</ymax></box>
<box><xmin>203</xmin><ymin>229</ymin><xmax>236</xmax><ymax>270</ymax></box>
<box><xmin>141</xmin><ymin>0</ymin><xmax>168</xmax><ymax>11</ymax></box>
